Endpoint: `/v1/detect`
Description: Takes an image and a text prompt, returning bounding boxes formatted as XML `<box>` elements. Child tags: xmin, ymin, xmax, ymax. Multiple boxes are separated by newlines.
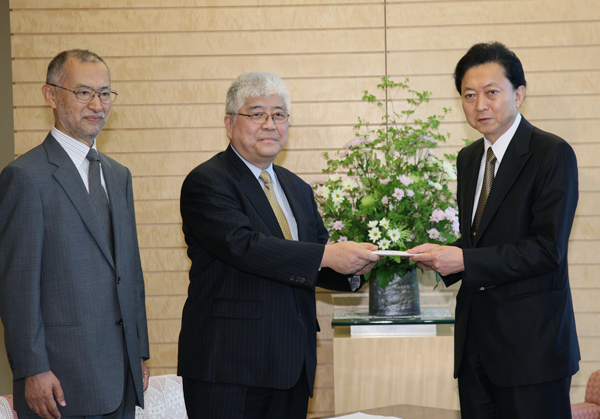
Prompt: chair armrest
<box><xmin>135</xmin><ymin>375</ymin><xmax>188</xmax><ymax>419</ymax></box>
<box><xmin>0</xmin><ymin>395</ymin><xmax>18</xmax><ymax>419</ymax></box>
<box><xmin>571</xmin><ymin>402</ymin><xmax>600</xmax><ymax>419</ymax></box>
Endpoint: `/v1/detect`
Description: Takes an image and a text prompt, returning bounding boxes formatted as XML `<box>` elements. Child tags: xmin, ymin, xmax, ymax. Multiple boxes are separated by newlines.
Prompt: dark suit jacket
<box><xmin>443</xmin><ymin>116</ymin><xmax>580</xmax><ymax>387</ymax></box>
<box><xmin>178</xmin><ymin>145</ymin><xmax>360</xmax><ymax>395</ymax></box>
<box><xmin>0</xmin><ymin>134</ymin><xmax>149</xmax><ymax>416</ymax></box>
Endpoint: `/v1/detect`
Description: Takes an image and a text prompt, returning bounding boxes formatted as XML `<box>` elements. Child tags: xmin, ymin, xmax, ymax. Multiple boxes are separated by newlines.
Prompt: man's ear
<box><xmin>515</xmin><ymin>85</ymin><xmax>526</xmax><ymax>108</ymax></box>
<box><xmin>224</xmin><ymin>114</ymin><xmax>234</xmax><ymax>140</ymax></box>
<box><xmin>42</xmin><ymin>84</ymin><xmax>58</xmax><ymax>109</ymax></box>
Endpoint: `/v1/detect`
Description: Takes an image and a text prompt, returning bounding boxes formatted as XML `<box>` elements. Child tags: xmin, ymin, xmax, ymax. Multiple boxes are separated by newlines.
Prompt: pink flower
<box><xmin>406</xmin><ymin>189</ymin><xmax>414</xmax><ymax>197</ymax></box>
<box><xmin>399</xmin><ymin>175</ymin><xmax>413</xmax><ymax>186</ymax></box>
<box><xmin>444</xmin><ymin>207</ymin><xmax>459</xmax><ymax>222</ymax></box>
<box><xmin>452</xmin><ymin>220</ymin><xmax>460</xmax><ymax>235</ymax></box>
<box><xmin>331</xmin><ymin>220</ymin><xmax>344</xmax><ymax>231</ymax></box>
<box><xmin>381</xmin><ymin>176</ymin><xmax>391</xmax><ymax>185</ymax></box>
<box><xmin>381</xmin><ymin>196</ymin><xmax>389</xmax><ymax>205</ymax></box>
<box><xmin>428</xmin><ymin>228</ymin><xmax>441</xmax><ymax>239</ymax></box>
<box><xmin>392</xmin><ymin>188</ymin><xmax>404</xmax><ymax>200</ymax></box>
<box><xmin>338</xmin><ymin>236</ymin><xmax>348</xmax><ymax>242</ymax></box>
<box><xmin>429</xmin><ymin>209</ymin><xmax>446</xmax><ymax>223</ymax></box>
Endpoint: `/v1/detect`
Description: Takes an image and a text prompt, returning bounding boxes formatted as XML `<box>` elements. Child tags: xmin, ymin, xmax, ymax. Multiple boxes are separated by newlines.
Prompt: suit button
<box><xmin>117</xmin><ymin>277</ymin><xmax>121</xmax><ymax>284</ymax></box>
<box><xmin>479</xmin><ymin>287</ymin><xmax>485</xmax><ymax>291</ymax></box>
<box><xmin>116</xmin><ymin>319</ymin><xmax>123</xmax><ymax>326</ymax></box>
<box><xmin>297</xmin><ymin>312</ymin><xmax>301</xmax><ymax>318</ymax></box>
<box><xmin>300</xmin><ymin>277</ymin><xmax>306</xmax><ymax>283</ymax></box>
<box><xmin>290</xmin><ymin>275</ymin><xmax>295</xmax><ymax>281</ymax></box>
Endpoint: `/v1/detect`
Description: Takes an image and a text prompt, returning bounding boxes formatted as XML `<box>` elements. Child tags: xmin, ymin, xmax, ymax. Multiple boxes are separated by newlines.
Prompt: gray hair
<box><xmin>46</xmin><ymin>49</ymin><xmax>108</xmax><ymax>85</ymax></box>
<box><xmin>225</xmin><ymin>72</ymin><xmax>291</xmax><ymax>123</ymax></box>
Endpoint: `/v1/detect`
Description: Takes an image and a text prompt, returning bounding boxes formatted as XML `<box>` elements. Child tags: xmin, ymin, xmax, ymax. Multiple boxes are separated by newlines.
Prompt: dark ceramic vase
<box><xmin>369</xmin><ymin>268</ymin><xmax>420</xmax><ymax>316</ymax></box>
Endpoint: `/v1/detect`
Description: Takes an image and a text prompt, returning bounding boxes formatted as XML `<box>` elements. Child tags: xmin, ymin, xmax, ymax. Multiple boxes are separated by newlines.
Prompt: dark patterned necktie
<box><xmin>87</xmin><ymin>148</ymin><xmax>114</xmax><ymax>259</ymax></box>
<box><xmin>471</xmin><ymin>147</ymin><xmax>497</xmax><ymax>239</ymax></box>
<box><xmin>259</xmin><ymin>171</ymin><xmax>293</xmax><ymax>240</ymax></box>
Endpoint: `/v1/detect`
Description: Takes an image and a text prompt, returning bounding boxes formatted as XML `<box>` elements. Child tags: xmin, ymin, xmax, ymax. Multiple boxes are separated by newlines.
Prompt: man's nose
<box><xmin>262</xmin><ymin>114</ymin><xmax>277</xmax><ymax>128</ymax></box>
<box><xmin>87</xmin><ymin>92</ymin><xmax>104</xmax><ymax>110</ymax></box>
<box><xmin>476</xmin><ymin>95</ymin><xmax>488</xmax><ymax>111</ymax></box>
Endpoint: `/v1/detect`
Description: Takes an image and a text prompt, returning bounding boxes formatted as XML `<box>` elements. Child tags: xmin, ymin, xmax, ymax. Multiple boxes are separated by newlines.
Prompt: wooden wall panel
<box><xmin>11</xmin><ymin>5</ymin><xmax>384</xmax><ymax>32</ymax></box>
<box><xmin>8</xmin><ymin>0</ymin><xmax>598</xmax><ymax>416</ymax></box>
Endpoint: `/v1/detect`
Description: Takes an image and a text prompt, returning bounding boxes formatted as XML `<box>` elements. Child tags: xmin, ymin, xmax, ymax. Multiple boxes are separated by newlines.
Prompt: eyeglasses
<box><xmin>232</xmin><ymin>112</ymin><xmax>289</xmax><ymax>124</ymax></box>
<box><xmin>48</xmin><ymin>83</ymin><xmax>118</xmax><ymax>104</ymax></box>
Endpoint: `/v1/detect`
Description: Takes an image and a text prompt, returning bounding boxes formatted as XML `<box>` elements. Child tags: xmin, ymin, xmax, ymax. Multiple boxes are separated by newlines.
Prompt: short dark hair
<box><xmin>46</xmin><ymin>49</ymin><xmax>108</xmax><ymax>85</ymax></box>
<box><xmin>453</xmin><ymin>42</ymin><xmax>526</xmax><ymax>94</ymax></box>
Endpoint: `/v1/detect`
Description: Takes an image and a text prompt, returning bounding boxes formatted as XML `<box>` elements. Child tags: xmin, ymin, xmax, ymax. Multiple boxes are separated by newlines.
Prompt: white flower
<box><xmin>379</xmin><ymin>217</ymin><xmax>390</xmax><ymax>229</ymax></box>
<box><xmin>441</xmin><ymin>161</ymin><xmax>457</xmax><ymax>180</ymax></box>
<box><xmin>316</xmin><ymin>186</ymin><xmax>329</xmax><ymax>199</ymax></box>
<box><xmin>342</xmin><ymin>178</ymin><xmax>357</xmax><ymax>190</ymax></box>
<box><xmin>387</xmin><ymin>228</ymin><xmax>402</xmax><ymax>242</ymax></box>
<box><xmin>367</xmin><ymin>220</ymin><xmax>379</xmax><ymax>228</ymax></box>
<box><xmin>428</xmin><ymin>180</ymin><xmax>442</xmax><ymax>190</ymax></box>
<box><xmin>368</xmin><ymin>227</ymin><xmax>382</xmax><ymax>241</ymax></box>
<box><xmin>331</xmin><ymin>188</ymin><xmax>345</xmax><ymax>206</ymax></box>
<box><xmin>378</xmin><ymin>238</ymin><xmax>391</xmax><ymax>250</ymax></box>
<box><xmin>329</xmin><ymin>174</ymin><xmax>341</xmax><ymax>182</ymax></box>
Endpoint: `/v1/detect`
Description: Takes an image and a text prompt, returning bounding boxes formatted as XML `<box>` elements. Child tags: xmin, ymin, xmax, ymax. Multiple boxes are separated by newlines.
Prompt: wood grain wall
<box><xmin>8</xmin><ymin>0</ymin><xmax>599</xmax><ymax>416</ymax></box>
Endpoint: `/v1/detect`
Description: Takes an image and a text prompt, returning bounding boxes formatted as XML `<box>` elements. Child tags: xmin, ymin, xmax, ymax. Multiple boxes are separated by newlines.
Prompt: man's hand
<box><xmin>321</xmin><ymin>241</ymin><xmax>379</xmax><ymax>275</ymax></box>
<box><xmin>24</xmin><ymin>370</ymin><xmax>66</xmax><ymax>419</ymax></box>
<box><xmin>408</xmin><ymin>244</ymin><xmax>464</xmax><ymax>276</ymax></box>
<box><xmin>141</xmin><ymin>359</ymin><xmax>150</xmax><ymax>391</ymax></box>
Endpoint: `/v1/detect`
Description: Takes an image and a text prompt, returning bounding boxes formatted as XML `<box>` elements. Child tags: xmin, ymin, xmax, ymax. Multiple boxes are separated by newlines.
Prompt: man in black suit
<box><xmin>409</xmin><ymin>42</ymin><xmax>579</xmax><ymax>419</ymax></box>
<box><xmin>178</xmin><ymin>71</ymin><xmax>379</xmax><ymax>419</ymax></box>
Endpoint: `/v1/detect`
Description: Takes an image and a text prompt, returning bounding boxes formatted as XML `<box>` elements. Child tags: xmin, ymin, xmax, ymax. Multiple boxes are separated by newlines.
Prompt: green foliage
<box><xmin>312</xmin><ymin>78</ymin><xmax>461</xmax><ymax>288</ymax></box>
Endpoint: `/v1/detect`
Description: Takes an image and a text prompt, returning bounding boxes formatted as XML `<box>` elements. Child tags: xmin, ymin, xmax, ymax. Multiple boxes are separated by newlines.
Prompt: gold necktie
<box><xmin>259</xmin><ymin>171</ymin><xmax>293</xmax><ymax>240</ymax></box>
<box><xmin>471</xmin><ymin>147</ymin><xmax>497</xmax><ymax>239</ymax></box>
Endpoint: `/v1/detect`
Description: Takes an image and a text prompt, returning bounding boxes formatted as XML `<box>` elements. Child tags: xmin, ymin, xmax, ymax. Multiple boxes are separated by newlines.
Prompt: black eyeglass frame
<box><xmin>230</xmin><ymin>112</ymin><xmax>290</xmax><ymax>124</ymax></box>
<box><xmin>47</xmin><ymin>83</ymin><xmax>118</xmax><ymax>104</ymax></box>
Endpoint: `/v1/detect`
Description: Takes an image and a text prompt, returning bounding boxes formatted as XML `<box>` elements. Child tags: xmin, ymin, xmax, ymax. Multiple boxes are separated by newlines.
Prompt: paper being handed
<box><xmin>372</xmin><ymin>250</ymin><xmax>422</xmax><ymax>257</ymax></box>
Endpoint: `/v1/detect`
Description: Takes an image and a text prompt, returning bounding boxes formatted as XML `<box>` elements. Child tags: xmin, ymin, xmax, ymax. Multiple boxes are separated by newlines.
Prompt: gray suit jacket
<box><xmin>0</xmin><ymin>134</ymin><xmax>149</xmax><ymax>416</ymax></box>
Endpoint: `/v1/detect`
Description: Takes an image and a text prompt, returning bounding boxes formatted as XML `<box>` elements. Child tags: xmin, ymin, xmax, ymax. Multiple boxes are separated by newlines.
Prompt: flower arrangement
<box><xmin>312</xmin><ymin>78</ymin><xmax>460</xmax><ymax>288</ymax></box>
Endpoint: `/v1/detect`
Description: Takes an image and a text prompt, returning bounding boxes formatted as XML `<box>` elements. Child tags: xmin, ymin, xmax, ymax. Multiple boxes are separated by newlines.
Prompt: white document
<box><xmin>372</xmin><ymin>250</ymin><xmax>421</xmax><ymax>257</ymax></box>
<box><xmin>334</xmin><ymin>413</ymin><xmax>401</xmax><ymax>419</ymax></box>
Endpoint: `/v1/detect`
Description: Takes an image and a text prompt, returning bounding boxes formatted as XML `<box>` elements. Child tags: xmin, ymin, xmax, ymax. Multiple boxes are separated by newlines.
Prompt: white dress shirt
<box><xmin>471</xmin><ymin>113</ymin><xmax>521</xmax><ymax>224</ymax></box>
<box><xmin>51</xmin><ymin>126</ymin><xmax>108</xmax><ymax>198</ymax></box>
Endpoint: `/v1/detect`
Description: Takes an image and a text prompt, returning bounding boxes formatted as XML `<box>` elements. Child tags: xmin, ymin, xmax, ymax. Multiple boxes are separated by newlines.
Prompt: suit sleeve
<box><xmin>460</xmin><ymin>140</ymin><xmax>578</xmax><ymax>294</ymax></box>
<box><xmin>0</xmin><ymin>164</ymin><xmax>51</xmax><ymax>379</ymax></box>
<box><xmin>308</xmin><ymin>191</ymin><xmax>366</xmax><ymax>292</ymax></box>
<box><xmin>125</xmin><ymin>168</ymin><xmax>150</xmax><ymax>359</ymax></box>
<box><xmin>181</xmin><ymin>167</ymin><xmax>328</xmax><ymax>289</ymax></box>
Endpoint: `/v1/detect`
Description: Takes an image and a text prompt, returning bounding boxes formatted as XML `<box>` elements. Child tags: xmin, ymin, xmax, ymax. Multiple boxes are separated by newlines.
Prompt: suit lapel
<box><xmin>274</xmin><ymin>166</ymin><xmax>308</xmax><ymax>240</ymax></box>
<box><xmin>459</xmin><ymin>140</ymin><xmax>484</xmax><ymax>247</ymax></box>
<box><xmin>473</xmin><ymin>117</ymin><xmax>533</xmax><ymax>243</ymax></box>
<box><xmin>225</xmin><ymin>146</ymin><xmax>286</xmax><ymax>239</ymax></box>
<box><xmin>99</xmin><ymin>153</ymin><xmax>125</xmax><ymax>267</ymax></box>
<box><xmin>45</xmin><ymin>134</ymin><xmax>115</xmax><ymax>267</ymax></box>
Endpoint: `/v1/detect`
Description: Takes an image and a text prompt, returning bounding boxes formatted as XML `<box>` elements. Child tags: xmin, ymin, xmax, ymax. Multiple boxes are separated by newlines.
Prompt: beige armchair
<box><xmin>572</xmin><ymin>370</ymin><xmax>600</xmax><ymax>419</ymax></box>
<box><xmin>1</xmin><ymin>375</ymin><xmax>187</xmax><ymax>419</ymax></box>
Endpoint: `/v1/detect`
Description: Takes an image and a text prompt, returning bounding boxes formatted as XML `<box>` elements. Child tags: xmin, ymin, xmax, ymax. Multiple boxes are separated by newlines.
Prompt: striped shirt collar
<box><xmin>51</xmin><ymin>126</ymin><xmax>97</xmax><ymax>167</ymax></box>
